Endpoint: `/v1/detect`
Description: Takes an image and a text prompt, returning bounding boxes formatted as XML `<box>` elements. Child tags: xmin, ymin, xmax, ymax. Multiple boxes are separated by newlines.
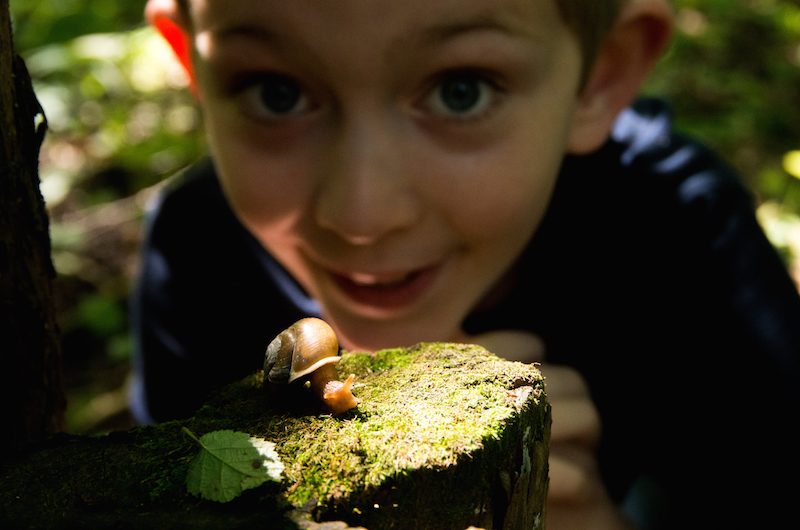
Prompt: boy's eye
<box><xmin>426</xmin><ymin>71</ymin><xmax>498</xmax><ymax>119</ymax></box>
<box><xmin>239</xmin><ymin>73</ymin><xmax>312</xmax><ymax>120</ymax></box>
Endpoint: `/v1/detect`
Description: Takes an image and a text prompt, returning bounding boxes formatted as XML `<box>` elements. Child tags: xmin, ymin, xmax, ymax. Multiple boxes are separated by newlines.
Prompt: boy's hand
<box><xmin>467</xmin><ymin>329</ymin><xmax>545</xmax><ymax>364</ymax></box>
<box><xmin>543</xmin><ymin>364</ymin><xmax>634</xmax><ymax>529</ymax></box>
<box><xmin>468</xmin><ymin>330</ymin><xmax>635</xmax><ymax>530</ymax></box>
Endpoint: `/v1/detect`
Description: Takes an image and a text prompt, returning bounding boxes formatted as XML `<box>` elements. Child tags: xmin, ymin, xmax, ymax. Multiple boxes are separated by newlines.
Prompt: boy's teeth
<box><xmin>349</xmin><ymin>272</ymin><xmax>409</xmax><ymax>286</ymax></box>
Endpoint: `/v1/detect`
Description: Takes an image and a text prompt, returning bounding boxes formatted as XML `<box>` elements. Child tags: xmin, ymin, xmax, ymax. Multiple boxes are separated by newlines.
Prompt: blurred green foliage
<box><xmin>11</xmin><ymin>1</ymin><xmax>146</xmax><ymax>50</ymax></box>
<box><xmin>644</xmin><ymin>0</ymin><xmax>800</xmax><ymax>208</ymax></box>
<box><xmin>10</xmin><ymin>0</ymin><xmax>206</xmax><ymax>433</ymax></box>
<box><xmin>7</xmin><ymin>0</ymin><xmax>800</xmax><ymax>433</ymax></box>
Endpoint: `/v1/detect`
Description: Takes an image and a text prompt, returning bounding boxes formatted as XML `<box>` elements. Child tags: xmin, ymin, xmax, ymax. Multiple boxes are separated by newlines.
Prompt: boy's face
<box><xmin>187</xmin><ymin>0</ymin><xmax>584</xmax><ymax>351</ymax></box>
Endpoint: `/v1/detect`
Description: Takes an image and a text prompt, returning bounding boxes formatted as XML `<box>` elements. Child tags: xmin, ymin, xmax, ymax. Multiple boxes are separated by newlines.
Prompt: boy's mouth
<box><xmin>328</xmin><ymin>265</ymin><xmax>439</xmax><ymax>312</ymax></box>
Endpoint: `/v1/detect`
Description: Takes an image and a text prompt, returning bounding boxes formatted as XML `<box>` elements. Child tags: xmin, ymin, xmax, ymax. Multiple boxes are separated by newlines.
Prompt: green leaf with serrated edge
<box><xmin>184</xmin><ymin>428</ymin><xmax>284</xmax><ymax>503</ymax></box>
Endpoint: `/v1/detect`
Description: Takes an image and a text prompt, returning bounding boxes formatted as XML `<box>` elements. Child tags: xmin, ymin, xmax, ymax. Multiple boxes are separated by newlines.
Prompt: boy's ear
<box><xmin>567</xmin><ymin>0</ymin><xmax>673</xmax><ymax>154</ymax></box>
<box><xmin>145</xmin><ymin>0</ymin><xmax>196</xmax><ymax>92</ymax></box>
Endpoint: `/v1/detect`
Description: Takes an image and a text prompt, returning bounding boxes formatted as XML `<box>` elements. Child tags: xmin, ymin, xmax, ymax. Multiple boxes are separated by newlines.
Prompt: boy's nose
<box><xmin>313</xmin><ymin>118</ymin><xmax>421</xmax><ymax>245</ymax></box>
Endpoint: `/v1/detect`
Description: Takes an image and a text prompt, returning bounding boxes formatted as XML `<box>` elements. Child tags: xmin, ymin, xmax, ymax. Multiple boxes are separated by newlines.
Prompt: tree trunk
<box><xmin>0</xmin><ymin>0</ymin><xmax>66</xmax><ymax>454</ymax></box>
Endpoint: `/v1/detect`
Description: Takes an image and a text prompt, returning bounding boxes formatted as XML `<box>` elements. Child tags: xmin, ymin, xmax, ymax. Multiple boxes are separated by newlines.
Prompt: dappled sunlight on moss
<box><xmin>205</xmin><ymin>343</ymin><xmax>547</xmax><ymax>518</ymax></box>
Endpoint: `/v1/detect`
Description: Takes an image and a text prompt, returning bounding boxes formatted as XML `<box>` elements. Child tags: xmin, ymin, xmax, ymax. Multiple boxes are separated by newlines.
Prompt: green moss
<box><xmin>1</xmin><ymin>342</ymin><xmax>548</xmax><ymax>530</ymax></box>
<box><xmin>338</xmin><ymin>346</ymin><xmax>414</xmax><ymax>374</ymax></box>
<box><xmin>243</xmin><ymin>343</ymin><xmax>546</xmax><ymax>517</ymax></box>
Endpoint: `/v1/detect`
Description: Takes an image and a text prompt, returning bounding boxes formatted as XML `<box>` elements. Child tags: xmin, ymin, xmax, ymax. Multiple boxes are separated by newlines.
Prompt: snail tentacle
<box><xmin>321</xmin><ymin>373</ymin><xmax>358</xmax><ymax>415</ymax></box>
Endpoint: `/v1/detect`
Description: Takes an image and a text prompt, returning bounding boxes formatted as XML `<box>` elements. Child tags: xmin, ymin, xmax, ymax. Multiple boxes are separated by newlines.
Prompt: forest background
<box><xmin>8</xmin><ymin>0</ymin><xmax>800</xmax><ymax>434</ymax></box>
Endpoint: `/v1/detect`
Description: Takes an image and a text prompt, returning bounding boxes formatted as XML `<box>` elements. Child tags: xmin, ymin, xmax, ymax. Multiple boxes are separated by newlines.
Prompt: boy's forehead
<box><xmin>189</xmin><ymin>0</ymin><xmax>564</xmax><ymax>42</ymax></box>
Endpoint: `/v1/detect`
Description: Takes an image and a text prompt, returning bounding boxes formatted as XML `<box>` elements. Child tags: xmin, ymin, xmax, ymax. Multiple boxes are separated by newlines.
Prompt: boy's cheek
<box><xmin>202</xmin><ymin>127</ymin><xmax>309</xmax><ymax>226</ymax></box>
<box><xmin>215</xmin><ymin>158</ymin><xmax>314</xmax><ymax>229</ymax></box>
<box><xmin>419</xmin><ymin>143</ymin><xmax>562</xmax><ymax>240</ymax></box>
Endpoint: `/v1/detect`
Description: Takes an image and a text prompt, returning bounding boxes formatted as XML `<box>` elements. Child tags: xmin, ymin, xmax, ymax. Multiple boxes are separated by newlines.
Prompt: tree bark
<box><xmin>0</xmin><ymin>0</ymin><xmax>66</xmax><ymax>454</ymax></box>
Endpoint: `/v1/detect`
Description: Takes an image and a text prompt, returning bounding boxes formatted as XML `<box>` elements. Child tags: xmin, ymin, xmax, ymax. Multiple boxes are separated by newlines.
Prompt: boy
<box><xmin>132</xmin><ymin>1</ymin><xmax>800</xmax><ymax>528</ymax></box>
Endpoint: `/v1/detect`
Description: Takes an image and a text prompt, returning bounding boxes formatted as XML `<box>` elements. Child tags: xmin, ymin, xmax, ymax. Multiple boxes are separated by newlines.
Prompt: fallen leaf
<box><xmin>184</xmin><ymin>428</ymin><xmax>284</xmax><ymax>502</ymax></box>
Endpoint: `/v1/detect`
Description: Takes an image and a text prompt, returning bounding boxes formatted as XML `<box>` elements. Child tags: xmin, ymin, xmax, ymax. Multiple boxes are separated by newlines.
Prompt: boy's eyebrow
<box><xmin>208</xmin><ymin>11</ymin><xmax>534</xmax><ymax>49</ymax></box>
<box><xmin>212</xmin><ymin>24</ymin><xmax>280</xmax><ymax>45</ymax></box>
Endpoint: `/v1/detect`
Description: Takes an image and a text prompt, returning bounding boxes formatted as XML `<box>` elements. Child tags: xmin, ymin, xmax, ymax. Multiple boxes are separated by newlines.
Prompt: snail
<box><xmin>263</xmin><ymin>317</ymin><xmax>358</xmax><ymax>414</ymax></box>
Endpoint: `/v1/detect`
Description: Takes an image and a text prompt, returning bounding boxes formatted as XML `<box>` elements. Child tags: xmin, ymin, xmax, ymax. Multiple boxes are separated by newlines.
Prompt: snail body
<box><xmin>264</xmin><ymin>317</ymin><xmax>357</xmax><ymax>414</ymax></box>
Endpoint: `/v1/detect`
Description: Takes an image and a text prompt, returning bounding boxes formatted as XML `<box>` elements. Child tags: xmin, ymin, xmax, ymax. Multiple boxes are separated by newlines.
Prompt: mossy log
<box><xmin>1</xmin><ymin>343</ymin><xmax>550</xmax><ymax>529</ymax></box>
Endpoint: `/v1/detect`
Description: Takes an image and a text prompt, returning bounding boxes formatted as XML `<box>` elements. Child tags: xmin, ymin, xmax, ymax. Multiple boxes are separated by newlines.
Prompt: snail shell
<box><xmin>264</xmin><ymin>317</ymin><xmax>341</xmax><ymax>384</ymax></box>
<box><xmin>263</xmin><ymin>317</ymin><xmax>358</xmax><ymax>414</ymax></box>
